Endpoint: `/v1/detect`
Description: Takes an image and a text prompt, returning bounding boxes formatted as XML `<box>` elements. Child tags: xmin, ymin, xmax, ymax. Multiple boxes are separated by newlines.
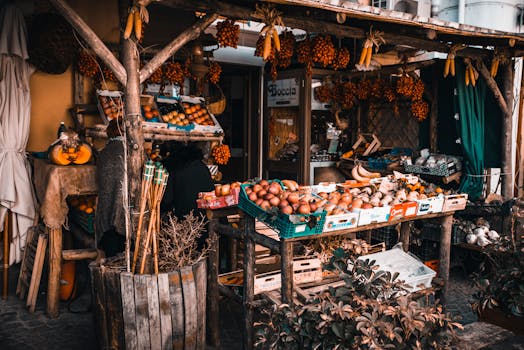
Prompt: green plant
<box><xmin>472</xmin><ymin>236</ymin><xmax>524</xmax><ymax>316</ymax></box>
<box><xmin>255</xmin><ymin>248</ymin><xmax>462</xmax><ymax>349</ymax></box>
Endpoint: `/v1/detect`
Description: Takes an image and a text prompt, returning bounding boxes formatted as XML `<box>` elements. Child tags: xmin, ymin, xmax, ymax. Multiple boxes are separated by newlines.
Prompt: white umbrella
<box><xmin>0</xmin><ymin>3</ymin><xmax>37</xmax><ymax>265</ymax></box>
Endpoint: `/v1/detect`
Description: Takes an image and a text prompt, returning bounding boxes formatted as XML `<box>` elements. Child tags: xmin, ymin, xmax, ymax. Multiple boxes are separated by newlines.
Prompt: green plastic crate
<box><xmin>239</xmin><ymin>182</ymin><xmax>326</xmax><ymax>239</ymax></box>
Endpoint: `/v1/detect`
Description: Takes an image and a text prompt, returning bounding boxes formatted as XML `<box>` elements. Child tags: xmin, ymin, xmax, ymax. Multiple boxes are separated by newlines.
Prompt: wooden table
<box><xmin>33</xmin><ymin>159</ymin><xmax>98</xmax><ymax>318</ymax></box>
<box><xmin>206</xmin><ymin>207</ymin><xmax>454</xmax><ymax>349</ymax></box>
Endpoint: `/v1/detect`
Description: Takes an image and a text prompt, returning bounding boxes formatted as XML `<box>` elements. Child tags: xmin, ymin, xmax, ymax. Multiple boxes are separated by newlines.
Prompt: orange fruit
<box><xmin>85</xmin><ymin>207</ymin><xmax>93</xmax><ymax>214</ymax></box>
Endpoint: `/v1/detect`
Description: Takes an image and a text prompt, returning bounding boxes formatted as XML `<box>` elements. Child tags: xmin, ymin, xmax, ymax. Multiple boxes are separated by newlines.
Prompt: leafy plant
<box><xmin>255</xmin><ymin>248</ymin><xmax>462</xmax><ymax>349</ymax></box>
<box><xmin>472</xmin><ymin>236</ymin><xmax>524</xmax><ymax>316</ymax></box>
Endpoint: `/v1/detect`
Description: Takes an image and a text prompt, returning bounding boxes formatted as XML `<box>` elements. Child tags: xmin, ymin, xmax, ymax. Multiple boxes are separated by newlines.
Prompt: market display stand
<box><xmin>206</xmin><ymin>206</ymin><xmax>454</xmax><ymax>350</ymax></box>
<box><xmin>33</xmin><ymin>159</ymin><xmax>100</xmax><ymax>318</ymax></box>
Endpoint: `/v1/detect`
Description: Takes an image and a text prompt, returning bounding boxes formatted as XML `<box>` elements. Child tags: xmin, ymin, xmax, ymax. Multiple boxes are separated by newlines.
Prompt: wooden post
<box><xmin>243</xmin><ymin>216</ymin><xmax>255</xmax><ymax>350</ymax></box>
<box><xmin>517</xmin><ymin>69</ymin><xmax>524</xmax><ymax>198</ymax></box>
<box><xmin>47</xmin><ymin>227</ymin><xmax>62</xmax><ymax>318</ymax></box>
<box><xmin>502</xmin><ymin>61</ymin><xmax>515</xmax><ymax>200</ymax></box>
<box><xmin>430</xmin><ymin>64</ymin><xmax>439</xmax><ymax>152</ymax></box>
<box><xmin>121</xmin><ymin>29</ymin><xmax>144</xmax><ymax>235</ymax></box>
<box><xmin>281</xmin><ymin>239</ymin><xmax>294</xmax><ymax>304</ymax></box>
<box><xmin>399</xmin><ymin>222</ymin><xmax>411</xmax><ymax>252</ymax></box>
<box><xmin>439</xmin><ymin>214</ymin><xmax>453</xmax><ymax>306</ymax></box>
<box><xmin>207</xmin><ymin>218</ymin><xmax>220</xmax><ymax>348</ymax></box>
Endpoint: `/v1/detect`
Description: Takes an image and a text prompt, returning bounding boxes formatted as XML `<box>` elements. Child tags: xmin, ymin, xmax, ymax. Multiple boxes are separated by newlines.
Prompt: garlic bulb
<box><xmin>473</xmin><ymin>227</ymin><xmax>486</xmax><ymax>237</ymax></box>
<box><xmin>477</xmin><ymin>235</ymin><xmax>491</xmax><ymax>247</ymax></box>
<box><xmin>466</xmin><ymin>233</ymin><xmax>477</xmax><ymax>244</ymax></box>
<box><xmin>487</xmin><ymin>230</ymin><xmax>500</xmax><ymax>240</ymax></box>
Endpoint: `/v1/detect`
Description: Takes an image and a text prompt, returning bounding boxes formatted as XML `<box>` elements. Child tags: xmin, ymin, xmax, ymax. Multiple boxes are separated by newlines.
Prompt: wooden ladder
<box><xmin>16</xmin><ymin>226</ymin><xmax>48</xmax><ymax>312</ymax></box>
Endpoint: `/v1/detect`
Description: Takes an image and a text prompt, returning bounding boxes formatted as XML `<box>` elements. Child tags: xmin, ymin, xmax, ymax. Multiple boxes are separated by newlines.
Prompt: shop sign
<box><xmin>267</xmin><ymin>78</ymin><xmax>299</xmax><ymax>107</ymax></box>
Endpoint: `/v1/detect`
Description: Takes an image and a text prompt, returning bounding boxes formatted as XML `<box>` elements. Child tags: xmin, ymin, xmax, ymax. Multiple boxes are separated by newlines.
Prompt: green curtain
<box><xmin>455</xmin><ymin>63</ymin><xmax>486</xmax><ymax>200</ymax></box>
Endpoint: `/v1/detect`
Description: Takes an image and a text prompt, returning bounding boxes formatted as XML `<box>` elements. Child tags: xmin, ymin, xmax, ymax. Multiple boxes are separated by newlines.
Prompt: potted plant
<box><xmin>472</xmin><ymin>236</ymin><xmax>524</xmax><ymax>334</ymax></box>
<box><xmin>255</xmin><ymin>248</ymin><xmax>462</xmax><ymax>349</ymax></box>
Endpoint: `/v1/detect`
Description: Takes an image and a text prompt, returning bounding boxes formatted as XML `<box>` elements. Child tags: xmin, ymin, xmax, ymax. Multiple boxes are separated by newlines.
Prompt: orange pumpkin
<box><xmin>59</xmin><ymin>261</ymin><xmax>76</xmax><ymax>301</ymax></box>
<box><xmin>48</xmin><ymin>143</ymin><xmax>92</xmax><ymax>165</ymax></box>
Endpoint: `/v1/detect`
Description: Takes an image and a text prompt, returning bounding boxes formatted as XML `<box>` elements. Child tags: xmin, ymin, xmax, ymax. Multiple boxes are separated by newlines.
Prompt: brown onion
<box><xmin>252</xmin><ymin>184</ymin><xmax>262</xmax><ymax>193</ymax></box>
<box><xmin>298</xmin><ymin>204</ymin><xmax>311</xmax><ymax>214</ymax></box>
<box><xmin>287</xmin><ymin>192</ymin><xmax>299</xmax><ymax>204</ymax></box>
<box><xmin>260</xmin><ymin>200</ymin><xmax>271</xmax><ymax>210</ymax></box>
<box><xmin>281</xmin><ymin>205</ymin><xmax>293</xmax><ymax>215</ymax></box>
<box><xmin>257</xmin><ymin>189</ymin><xmax>267</xmax><ymax>198</ymax></box>
<box><xmin>269</xmin><ymin>196</ymin><xmax>280</xmax><ymax>207</ymax></box>
<box><xmin>248</xmin><ymin>192</ymin><xmax>258</xmax><ymax>201</ymax></box>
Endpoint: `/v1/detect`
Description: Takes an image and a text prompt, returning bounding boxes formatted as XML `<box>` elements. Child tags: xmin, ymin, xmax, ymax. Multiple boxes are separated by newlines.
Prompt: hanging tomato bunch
<box><xmin>215</xmin><ymin>20</ymin><xmax>240</xmax><ymax>48</ymax></box>
<box><xmin>78</xmin><ymin>50</ymin><xmax>98</xmax><ymax>77</ymax></box>
<box><xmin>212</xmin><ymin>144</ymin><xmax>231</xmax><ymax>165</ymax></box>
<box><xmin>208</xmin><ymin>62</ymin><xmax>222</xmax><ymax>84</ymax></box>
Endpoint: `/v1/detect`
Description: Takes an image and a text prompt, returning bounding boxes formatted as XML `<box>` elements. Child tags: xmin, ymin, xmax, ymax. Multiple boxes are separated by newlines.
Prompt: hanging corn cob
<box><xmin>490</xmin><ymin>48</ymin><xmax>508</xmax><ymax>78</ymax></box>
<box><xmin>123</xmin><ymin>2</ymin><xmax>149</xmax><ymax>41</ymax></box>
<box><xmin>443</xmin><ymin>44</ymin><xmax>467</xmax><ymax>78</ymax></box>
<box><xmin>464</xmin><ymin>58</ymin><xmax>479</xmax><ymax>87</ymax></box>
<box><xmin>359</xmin><ymin>28</ymin><xmax>385</xmax><ymax>68</ymax></box>
<box><xmin>252</xmin><ymin>4</ymin><xmax>284</xmax><ymax>61</ymax></box>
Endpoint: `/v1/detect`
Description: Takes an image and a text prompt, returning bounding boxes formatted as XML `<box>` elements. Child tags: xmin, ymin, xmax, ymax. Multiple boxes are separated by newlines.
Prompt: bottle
<box><xmin>57</xmin><ymin>122</ymin><xmax>66</xmax><ymax>138</ymax></box>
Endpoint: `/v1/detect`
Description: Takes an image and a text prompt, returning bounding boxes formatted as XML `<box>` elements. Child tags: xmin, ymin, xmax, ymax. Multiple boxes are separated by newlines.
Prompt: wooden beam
<box><xmin>430</xmin><ymin>64</ymin><xmax>439</xmax><ymax>152</ymax></box>
<box><xmin>139</xmin><ymin>13</ymin><xmax>219</xmax><ymax>83</ymax></box>
<box><xmin>475</xmin><ymin>59</ymin><xmax>509</xmax><ymax>116</ymax></box>
<box><xmin>502</xmin><ymin>61</ymin><xmax>515</xmax><ymax>200</ymax></box>
<box><xmin>62</xmin><ymin>248</ymin><xmax>99</xmax><ymax>261</ymax></box>
<box><xmin>160</xmin><ymin>0</ymin><xmax>489</xmax><ymax>58</ymax></box>
<box><xmin>48</xmin><ymin>0</ymin><xmax>126</xmax><ymax>85</ymax></box>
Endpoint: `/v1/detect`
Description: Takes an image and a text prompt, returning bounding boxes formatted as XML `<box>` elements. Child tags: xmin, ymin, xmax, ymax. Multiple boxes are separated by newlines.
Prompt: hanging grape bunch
<box><xmin>411</xmin><ymin>100</ymin><xmax>429</xmax><ymax>121</ymax></box>
<box><xmin>396</xmin><ymin>74</ymin><xmax>415</xmax><ymax>98</ymax></box>
<box><xmin>212</xmin><ymin>144</ymin><xmax>231</xmax><ymax>165</ymax></box>
<box><xmin>277</xmin><ymin>31</ymin><xmax>295</xmax><ymax>69</ymax></box>
<box><xmin>356</xmin><ymin>79</ymin><xmax>371</xmax><ymax>100</ymax></box>
<box><xmin>208</xmin><ymin>62</ymin><xmax>222</xmax><ymax>84</ymax></box>
<box><xmin>331</xmin><ymin>47</ymin><xmax>350</xmax><ymax>71</ymax></box>
<box><xmin>297</xmin><ymin>36</ymin><xmax>313</xmax><ymax>74</ymax></box>
<box><xmin>78</xmin><ymin>50</ymin><xmax>98</xmax><ymax>77</ymax></box>
<box><xmin>411</xmin><ymin>79</ymin><xmax>425</xmax><ymax>101</ymax></box>
<box><xmin>312</xmin><ymin>35</ymin><xmax>336</xmax><ymax>68</ymax></box>
<box><xmin>370</xmin><ymin>78</ymin><xmax>383</xmax><ymax>99</ymax></box>
<box><xmin>164</xmin><ymin>62</ymin><xmax>186</xmax><ymax>94</ymax></box>
<box><xmin>216</xmin><ymin>19</ymin><xmax>240</xmax><ymax>48</ymax></box>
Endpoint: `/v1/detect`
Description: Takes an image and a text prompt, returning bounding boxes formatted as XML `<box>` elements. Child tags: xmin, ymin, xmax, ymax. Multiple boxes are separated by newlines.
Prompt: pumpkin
<box><xmin>48</xmin><ymin>130</ymin><xmax>93</xmax><ymax>165</ymax></box>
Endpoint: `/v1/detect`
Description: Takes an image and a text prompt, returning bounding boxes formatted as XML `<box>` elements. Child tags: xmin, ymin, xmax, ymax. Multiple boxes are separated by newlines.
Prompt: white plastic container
<box><xmin>358</xmin><ymin>248</ymin><xmax>436</xmax><ymax>293</ymax></box>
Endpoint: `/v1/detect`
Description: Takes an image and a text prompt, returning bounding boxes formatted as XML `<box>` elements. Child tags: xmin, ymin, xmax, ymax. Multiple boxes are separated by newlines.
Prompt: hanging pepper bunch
<box><xmin>277</xmin><ymin>31</ymin><xmax>295</xmax><ymax>69</ymax></box>
<box><xmin>78</xmin><ymin>50</ymin><xmax>98</xmax><ymax>77</ymax></box>
<box><xmin>331</xmin><ymin>47</ymin><xmax>350</xmax><ymax>71</ymax></box>
<box><xmin>102</xmin><ymin>63</ymin><xmax>116</xmax><ymax>82</ymax></box>
<box><xmin>164</xmin><ymin>62</ymin><xmax>185</xmax><ymax>87</ymax></box>
<box><xmin>208</xmin><ymin>62</ymin><xmax>222</xmax><ymax>84</ymax></box>
<box><xmin>296</xmin><ymin>36</ymin><xmax>313</xmax><ymax>75</ymax></box>
<box><xmin>370</xmin><ymin>79</ymin><xmax>384</xmax><ymax>99</ymax></box>
<box><xmin>312</xmin><ymin>35</ymin><xmax>336</xmax><ymax>68</ymax></box>
<box><xmin>215</xmin><ymin>19</ymin><xmax>240</xmax><ymax>48</ymax></box>
<box><xmin>212</xmin><ymin>144</ymin><xmax>231</xmax><ymax>165</ymax></box>
<box><xmin>411</xmin><ymin>100</ymin><xmax>429</xmax><ymax>121</ymax></box>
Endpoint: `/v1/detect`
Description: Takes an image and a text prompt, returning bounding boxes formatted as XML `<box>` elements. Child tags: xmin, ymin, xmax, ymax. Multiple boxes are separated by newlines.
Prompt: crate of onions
<box><xmin>239</xmin><ymin>179</ymin><xmax>326</xmax><ymax>239</ymax></box>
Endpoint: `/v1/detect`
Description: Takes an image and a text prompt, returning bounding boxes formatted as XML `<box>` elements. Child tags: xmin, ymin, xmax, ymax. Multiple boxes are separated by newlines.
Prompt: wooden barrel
<box><xmin>89</xmin><ymin>259</ymin><xmax>207</xmax><ymax>350</ymax></box>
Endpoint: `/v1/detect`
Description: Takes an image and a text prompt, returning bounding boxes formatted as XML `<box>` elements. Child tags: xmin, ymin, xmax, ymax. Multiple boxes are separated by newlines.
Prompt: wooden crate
<box><xmin>90</xmin><ymin>259</ymin><xmax>206</xmax><ymax>350</ymax></box>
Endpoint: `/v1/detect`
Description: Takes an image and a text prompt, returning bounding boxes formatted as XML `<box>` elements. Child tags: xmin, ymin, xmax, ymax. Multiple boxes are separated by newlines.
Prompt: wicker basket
<box><xmin>206</xmin><ymin>84</ymin><xmax>226</xmax><ymax>115</ymax></box>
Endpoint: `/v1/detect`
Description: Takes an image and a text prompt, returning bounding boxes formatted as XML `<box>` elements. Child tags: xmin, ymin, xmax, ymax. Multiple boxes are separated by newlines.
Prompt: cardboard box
<box><xmin>323</xmin><ymin>212</ymin><xmax>360</xmax><ymax>232</ymax></box>
<box><xmin>442</xmin><ymin>194</ymin><xmax>468</xmax><ymax>212</ymax></box>
<box><xmin>358</xmin><ymin>206</ymin><xmax>391</xmax><ymax>226</ymax></box>
<box><xmin>416</xmin><ymin>195</ymin><xmax>445</xmax><ymax>216</ymax></box>
<box><xmin>389</xmin><ymin>202</ymin><xmax>418</xmax><ymax>221</ymax></box>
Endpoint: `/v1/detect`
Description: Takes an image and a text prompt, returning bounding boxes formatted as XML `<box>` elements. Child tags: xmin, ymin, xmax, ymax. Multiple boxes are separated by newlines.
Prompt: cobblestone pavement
<box><xmin>0</xmin><ymin>264</ymin><xmax>501</xmax><ymax>350</ymax></box>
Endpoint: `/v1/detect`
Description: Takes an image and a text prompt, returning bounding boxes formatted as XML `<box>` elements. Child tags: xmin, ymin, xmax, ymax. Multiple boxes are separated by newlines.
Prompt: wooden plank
<box><xmin>157</xmin><ymin>273</ymin><xmax>173</xmax><ymax>350</ymax></box>
<box><xmin>47</xmin><ymin>227</ymin><xmax>62</xmax><ymax>318</ymax></box>
<box><xmin>399</xmin><ymin>222</ymin><xmax>411</xmax><ymax>252</ymax></box>
<box><xmin>207</xmin><ymin>220</ymin><xmax>220</xmax><ymax>348</ymax></box>
<box><xmin>243</xmin><ymin>216</ymin><xmax>256</xmax><ymax>350</ymax></box>
<box><xmin>168</xmin><ymin>270</ymin><xmax>185</xmax><ymax>349</ymax></box>
<box><xmin>104</xmin><ymin>268</ymin><xmax>125</xmax><ymax>349</ymax></box>
<box><xmin>91</xmin><ymin>264</ymin><xmax>110</xmax><ymax>349</ymax></box>
<box><xmin>134</xmin><ymin>274</ymin><xmax>151</xmax><ymax>350</ymax></box>
<box><xmin>27</xmin><ymin>234</ymin><xmax>47</xmax><ymax>312</ymax></box>
<box><xmin>501</xmin><ymin>62</ymin><xmax>515</xmax><ymax>200</ymax></box>
<box><xmin>181</xmin><ymin>266</ymin><xmax>198</xmax><ymax>350</ymax></box>
<box><xmin>193</xmin><ymin>260</ymin><xmax>207</xmax><ymax>350</ymax></box>
<box><xmin>17</xmin><ymin>226</ymin><xmax>37</xmax><ymax>299</ymax></box>
<box><xmin>146</xmin><ymin>275</ymin><xmax>161</xmax><ymax>350</ymax></box>
<box><xmin>120</xmin><ymin>272</ymin><xmax>138</xmax><ymax>350</ymax></box>
<box><xmin>62</xmin><ymin>248</ymin><xmax>98</xmax><ymax>261</ymax></box>
<box><xmin>430</xmin><ymin>64</ymin><xmax>439</xmax><ymax>153</ymax></box>
<box><xmin>439</xmin><ymin>214</ymin><xmax>453</xmax><ymax>306</ymax></box>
